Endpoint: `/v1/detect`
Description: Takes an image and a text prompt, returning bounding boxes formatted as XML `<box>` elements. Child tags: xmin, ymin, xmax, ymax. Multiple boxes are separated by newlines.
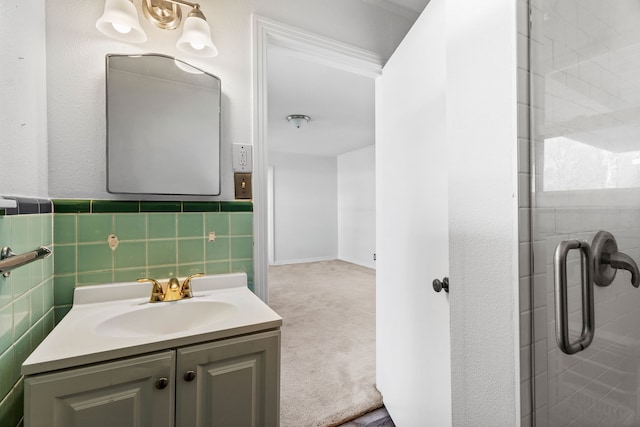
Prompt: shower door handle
<box><xmin>553</xmin><ymin>240</ymin><xmax>595</xmax><ymax>355</ymax></box>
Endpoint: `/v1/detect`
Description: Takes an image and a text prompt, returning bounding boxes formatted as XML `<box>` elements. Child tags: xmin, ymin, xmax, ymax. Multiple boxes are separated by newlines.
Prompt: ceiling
<box><xmin>267</xmin><ymin>45</ymin><xmax>376</xmax><ymax>157</ymax></box>
<box><xmin>266</xmin><ymin>0</ymin><xmax>429</xmax><ymax>158</ymax></box>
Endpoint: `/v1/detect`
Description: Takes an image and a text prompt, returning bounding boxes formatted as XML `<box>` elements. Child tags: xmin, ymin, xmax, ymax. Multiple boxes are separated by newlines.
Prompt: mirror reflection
<box><xmin>106</xmin><ymin>53</ymin><xmax>221</xmax><ymax>196</ymax></box>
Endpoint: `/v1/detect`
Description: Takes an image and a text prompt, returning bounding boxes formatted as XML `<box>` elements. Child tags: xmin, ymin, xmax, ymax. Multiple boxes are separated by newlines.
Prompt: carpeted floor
<box><xmin>268</xmin><ymin>260</ymin><xmax>382</xmax><ymax>427</ymax></box>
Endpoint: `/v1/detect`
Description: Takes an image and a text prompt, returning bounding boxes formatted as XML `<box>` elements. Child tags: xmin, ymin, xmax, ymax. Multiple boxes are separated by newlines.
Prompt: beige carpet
<box><xmin>268</xmin><ymin>260</ymin><xmax>382</xmax><ymax>427</ymax></box>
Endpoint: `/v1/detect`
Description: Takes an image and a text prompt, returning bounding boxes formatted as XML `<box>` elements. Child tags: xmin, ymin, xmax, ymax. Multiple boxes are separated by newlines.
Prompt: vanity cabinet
<box><xmin>24</xmin><ymin>330</ymin><xmax>280</xmax><ymax>427</ymax></box>
<box><xmin>176</xmin><ymin>330</ymin><xmax>280</xmax><ymax>426</ymax></box>
<box><xmin>25</xmin><ymin>351</ymin><xmax>176</xmax><ymax>427</ymax></box>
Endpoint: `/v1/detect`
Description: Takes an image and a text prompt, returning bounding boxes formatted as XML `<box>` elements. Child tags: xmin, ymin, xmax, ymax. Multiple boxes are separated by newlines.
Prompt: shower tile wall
<box><xmin>52</xmin><ymin>200</ymin><xmax>255</xmax><ymax>322</ymax></box>
<box><xmin>528</xmin><ymin>0</ymin><xmax>640</xmax><ymax>426</ymax></box>
<box><xmin>0</xmin><ymin>200</ymin><xmax>54</xmax><ymax>427</ymax></box>
<box><xmin>535</xmin><ymin>209</ymin><xmax>640</xmax><ymax>427</ymax></box>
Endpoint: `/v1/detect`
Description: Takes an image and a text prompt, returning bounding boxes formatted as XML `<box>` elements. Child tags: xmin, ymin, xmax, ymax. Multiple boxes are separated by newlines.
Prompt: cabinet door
<box><xmin>25</xmin><ymin>350</ymin><xmax>175</xmax><ymax>427</ymax></box>
<box><xmin>176</xmin><ymin>330</ymin><xmax>280</xmax><ymax>427</ymax></box>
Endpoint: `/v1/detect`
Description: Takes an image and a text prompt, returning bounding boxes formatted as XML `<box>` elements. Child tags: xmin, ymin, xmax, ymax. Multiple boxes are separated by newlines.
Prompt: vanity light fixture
<box><xmin>287</xmin><ymin>115</ymin><xmax>311</xmax><ymax>129</ymax></box>
<box><xmin>96</xmin><ymin>0</ymin><xmax>218</xmax><ymax>57</ymax></box>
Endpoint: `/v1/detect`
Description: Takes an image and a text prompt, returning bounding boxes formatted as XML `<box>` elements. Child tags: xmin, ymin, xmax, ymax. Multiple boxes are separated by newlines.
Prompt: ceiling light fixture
<box><xmin>96</xmin><ymin>0</ymin><xmax>218</xmax><ymax>57</ymax></box>
<box><xmin>286</xmin><ymin>115</ymin><xmax>311</xmax><ymax>129</ymax></box>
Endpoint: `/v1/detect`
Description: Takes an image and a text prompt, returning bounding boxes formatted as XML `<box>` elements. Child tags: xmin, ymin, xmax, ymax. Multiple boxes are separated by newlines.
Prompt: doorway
<box><xmin>251</xmin><ymin>16</ymin><xmax>383</xmax><ymax>301</ymax></box>
<box><xmin>252</xmin><ymin>15</ymin><xmax>382</xmax><ymax>426</ymax></box>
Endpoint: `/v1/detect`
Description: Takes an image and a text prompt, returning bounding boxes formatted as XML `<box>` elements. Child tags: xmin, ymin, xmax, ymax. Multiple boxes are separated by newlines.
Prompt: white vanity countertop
<box><xmin>22</xmin><ymin>273</ymin><xmax>282</xmax><ymax>376</ymax></box>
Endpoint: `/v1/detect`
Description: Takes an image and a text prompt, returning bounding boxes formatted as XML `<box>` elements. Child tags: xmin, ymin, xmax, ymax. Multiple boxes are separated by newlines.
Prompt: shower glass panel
<box><xmin>531</xmin><ymin>0</ymin><xmax>640</xmax><ymax>425</ymax></box>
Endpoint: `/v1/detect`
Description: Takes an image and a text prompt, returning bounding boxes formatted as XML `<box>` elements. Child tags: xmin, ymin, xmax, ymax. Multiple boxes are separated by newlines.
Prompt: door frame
<box><xmin>251</xmin><ymin>14</ymin><xmax>383</xmax><ymax>302</ymax></box>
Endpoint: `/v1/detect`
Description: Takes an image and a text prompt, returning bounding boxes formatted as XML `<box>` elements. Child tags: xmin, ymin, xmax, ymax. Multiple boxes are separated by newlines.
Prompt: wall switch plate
<box><xmin>232</xmin><ymin>144</ymin><xmax>252</xmax><ymax>172</ymax></box>
<box><xmin>234</xmin><ymin>173</ymin><xmax>252</xmax><ymax>199</ymax></box>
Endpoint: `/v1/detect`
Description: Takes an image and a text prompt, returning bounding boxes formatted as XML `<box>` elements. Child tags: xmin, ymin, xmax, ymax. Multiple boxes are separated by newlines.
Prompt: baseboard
<box><xmin>271</xmin><ymin>256</ymin><xmax>336</xmax><ymax>265</ymax></box>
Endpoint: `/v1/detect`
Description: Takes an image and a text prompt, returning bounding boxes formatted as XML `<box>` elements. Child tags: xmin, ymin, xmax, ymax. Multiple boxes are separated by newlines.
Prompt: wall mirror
<box><xmin>106</xmin><ymin>53</ymin><xmax>221</xmax><ymax>195</ymax></box>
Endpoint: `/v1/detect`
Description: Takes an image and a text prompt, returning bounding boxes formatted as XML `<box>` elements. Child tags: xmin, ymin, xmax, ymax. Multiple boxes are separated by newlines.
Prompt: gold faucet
<box><xmin>137</xmin><ymin>273</ymin><xmax>204</xmax><ymax>302</ymax></box>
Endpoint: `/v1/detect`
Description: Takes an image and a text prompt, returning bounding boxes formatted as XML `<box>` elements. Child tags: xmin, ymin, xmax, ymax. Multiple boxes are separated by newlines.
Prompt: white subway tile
<box><xmin>520</xmin><ymin>242</ymin><xmax>532</xmax><ymax>278</ymax></box>
<box><xmin>518</xmin><ymin>33</ymin><xmax>530</xmax><ymax>73</ymax></box>
<box><xmin>521</xmin><ymin>379</ymin><xmax>532</xmax><ymax>417</ymax></box>
<box><xmin>533</xmin><ymin>240</ymin><xmax>546</xmax><ymax>275</ymax></box>
<box><xmin>520</xmin><ymin>208</ymin><xmax>531</xmax><ymax>243</ymax></box>
<box><xmin>521</xmin><ymin>310</ymin><xmax>532</xmax><ymax>347</ymax></box>
<box><xmin>555</xmin><ymin>209</ymin><xmax>582</xmax><ymax>234</ymax></box>
<box><xmin>535</xmin><ymin>371</ymin><xmax>549</xmax><ymax>409</ymax></box>
<box><xmin>535</xmin><ymin>339</ymin><xmax>548</xmax><ymax>376</ymax></box>
<box><xmin>518</xmin><ymin>138</ymin><xmax>531</xmax><ymax>174</ymax></box>
<box><xmin>535</xmin><ymin>404</ymin><xmax>549</xmax><ymax>427</ymax></box>
<box><xmin>518</xmin><ymin>68</ymin><xmax>530</xmax><ymax>106</ymax></box>
<box><xmin>520</xmin><ymin>276</ymin><xmax>532</xmax><ymax>312</ymax></box>
<box><xmin>532</xmin><ymin>208</ymin><xmax>555</xmax><ymax>237</ymax></box>
<box><xmin>533</xmin><ymin>273</ymin><xmax>547</xmax><ymax>309</ymax></box>
<box><xmin>534</xmin><ymin>306</ymin><xmax>547</xmax><ymax>342</ymax></box>
<box><xmin>518</xmin><ymin>104</ymin><xmax>531</xmax><ymax>140</ymax></box>
<box><xmin>520</xmin><ymin>174</ymin><xmax>532</xmax><ymax>208</ymax></box>
<box><xmin>521</xmin><ymin>345</ymin><xmax>532</xmax><ymax>382</ymax></box>
<box><xmin>517</xmin><ymin>0</ymin><xmax>529</xmax><ymax>36</ymax></box>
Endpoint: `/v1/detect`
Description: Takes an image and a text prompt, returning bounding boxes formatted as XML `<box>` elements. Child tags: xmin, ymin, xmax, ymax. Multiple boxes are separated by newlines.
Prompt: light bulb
<box><xmin>190</xmin><ymin>42</ymin><xmax>205</xmax><ymax>50</ymax></box>
<box><xmin>112</xmin><ymin>22</ymin><xmax>132</xmax><ymax>34</ymax></box>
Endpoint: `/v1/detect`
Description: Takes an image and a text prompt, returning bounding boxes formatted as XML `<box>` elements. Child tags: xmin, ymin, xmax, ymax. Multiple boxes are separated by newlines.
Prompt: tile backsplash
<box><xmin>52</xmin><ymin>200</ymin><xmax>254</xmax><ymax>321</ymax></box>
<box><xmin>0</xmin><ymin>200</ymin><xmax>54</xmax><ymax>427</ymax></box>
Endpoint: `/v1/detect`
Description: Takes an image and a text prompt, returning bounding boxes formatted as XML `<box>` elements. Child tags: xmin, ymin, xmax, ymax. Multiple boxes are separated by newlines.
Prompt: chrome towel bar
<box><xmin>0</xmin><ymin>246</ymin><xmax>52</xmax><ymax>277</ymax></box>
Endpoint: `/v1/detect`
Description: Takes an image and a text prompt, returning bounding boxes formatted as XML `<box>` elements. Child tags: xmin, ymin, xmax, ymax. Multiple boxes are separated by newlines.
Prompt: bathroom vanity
<box><xmin>22</xmin><ymin>273</ymin><xmax>282</xmax><ymax>427</ymax></box>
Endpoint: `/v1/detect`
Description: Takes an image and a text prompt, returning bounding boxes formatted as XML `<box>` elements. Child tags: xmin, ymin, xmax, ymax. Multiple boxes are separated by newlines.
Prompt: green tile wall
<box><xmin>0</xmin><ymin>213</ymin><xmax>54</xmax><ymax>427</ymax></box>
<box><xmin>52</xmin><ymin>200</ymin><xmax>254</xmax><ymax>321</ymax></box>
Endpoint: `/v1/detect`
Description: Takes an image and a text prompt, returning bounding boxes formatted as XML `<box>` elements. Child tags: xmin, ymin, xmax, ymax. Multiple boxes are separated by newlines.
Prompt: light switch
<box><xmin>234</xmin><ymin>173</ymin><xmax>252</xmax><ymax>199</ymax></box>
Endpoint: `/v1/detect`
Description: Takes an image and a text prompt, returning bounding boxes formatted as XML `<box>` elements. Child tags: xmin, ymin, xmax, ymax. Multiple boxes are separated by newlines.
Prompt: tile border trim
<box><xmin>0</xmin><ymin>197</ymin><xmax>52</xmax><ymax>216</ymax></box>
<box><xmin>52</xmin><ymin>200</ymin><xmax>253</xmax><ymax>214</ymax></box>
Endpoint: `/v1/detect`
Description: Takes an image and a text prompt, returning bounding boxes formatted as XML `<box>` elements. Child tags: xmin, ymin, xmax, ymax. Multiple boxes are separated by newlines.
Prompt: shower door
<box><xmin>531</xmin><ymin>0</ymin><xmax>640</xmax><ymax>426</ymax></box>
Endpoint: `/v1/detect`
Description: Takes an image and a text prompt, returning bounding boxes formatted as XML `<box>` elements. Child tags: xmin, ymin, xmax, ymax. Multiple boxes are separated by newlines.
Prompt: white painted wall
<box><xmin>44</xmin><ymin>0</ymin><xmax>415</xmax><ymax>200</ymax></box>
<box><xmin>269</xmin><ymin>152</ymin><xmax>337</xmax><ymax>264</ymax></box>
<box><xmin>446</xmin><ymin>1</ymin><xmax>520</xmax><ymax>425</ymax></box>
<box><xmin>0</xmin><ymin>0</ymin><xmax>48</xmax><ymax>198</ymax></box>
<box><xmin>338</xmin><ymin>145</ymin><xmax>375</xmax><ymax>269</ymax></box>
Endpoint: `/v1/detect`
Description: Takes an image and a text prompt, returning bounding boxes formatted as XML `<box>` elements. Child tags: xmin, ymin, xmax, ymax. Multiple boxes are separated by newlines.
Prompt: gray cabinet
<box><xmin>25</xmin><ymin>330</ymin><xmax>280</xmax><ymax>427</ymax></box>
<box><xmin>177</xmin><ymin>331</ymin><xmax>280</xmax><ymax>427</ymax></box>
<box><xmin>25</xmin><ymin>351</ymin><xmax>175</xmax><ymax>427</ymax></box>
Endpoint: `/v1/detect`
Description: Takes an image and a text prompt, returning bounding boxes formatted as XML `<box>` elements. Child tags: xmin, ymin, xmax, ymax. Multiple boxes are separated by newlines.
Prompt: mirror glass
<box><xmin>106</xmin><ymin>54</ymin><xmax>221</xmax><ymax>195</ymax></box>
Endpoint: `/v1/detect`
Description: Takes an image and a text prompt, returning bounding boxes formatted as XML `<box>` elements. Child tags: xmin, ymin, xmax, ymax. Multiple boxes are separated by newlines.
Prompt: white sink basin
<box><xmin>95</xmin><ymin>300</ymin><xmax>237</xmax><ymax>338</ymax></box>
<box><xmin>22</xmin><ymin>273</ymin><xmax>283</xmax><ymax>376</ymax></box>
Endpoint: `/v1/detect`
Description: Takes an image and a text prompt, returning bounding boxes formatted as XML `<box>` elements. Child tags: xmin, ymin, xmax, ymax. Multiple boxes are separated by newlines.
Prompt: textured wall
<box><xmin>446</xmin><ymin>0</ymin><xmax>520</xmax><ymax>425</ymax></box>
<box><xmin>45</xmin><ymin>0</ymin><xmax>415</xmax><ymax>200</ymax></box>
<box><xmin>0</xmin><ymin>0</ymin><xmax>48</xmax><ymax>198</ymax></box>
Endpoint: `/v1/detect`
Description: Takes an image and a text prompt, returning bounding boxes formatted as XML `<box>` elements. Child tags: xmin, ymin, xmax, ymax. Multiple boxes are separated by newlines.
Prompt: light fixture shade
<box><xmin>287</xmin><ymin>115</ymin><xmax>311</xmax><ymax>129</ymax></box>
<box><xmin>176</xmin><ymin>12</ymin><xmax>218</xmax><ymax>57</ymax></box>
<box><xmin>96</xmin><ymin>0</ymin><xmax>147</xmax><ymax>43</ymax></box>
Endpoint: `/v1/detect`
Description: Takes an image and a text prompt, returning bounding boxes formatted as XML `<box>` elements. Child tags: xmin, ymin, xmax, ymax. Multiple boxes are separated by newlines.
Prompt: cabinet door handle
<box><xmin>553</xmin><ymin>240</ymin><xmax>594</xmax><ymax>355</ymax></box>
<box><xmin>155</xmin><ymin>377</ymin><xmax>169</xmax><ymax>389</ymax></box>
<box><xmin>184</xmin><ymin>370</ymin><xmax>196</xmax><ymax>382</ymax></box>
